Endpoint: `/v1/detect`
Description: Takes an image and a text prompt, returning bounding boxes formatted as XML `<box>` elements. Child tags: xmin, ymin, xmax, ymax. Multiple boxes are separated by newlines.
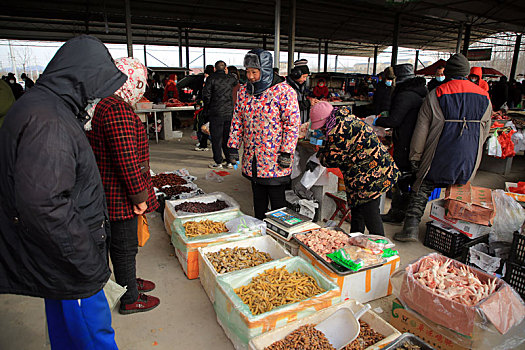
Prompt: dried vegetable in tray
<box><xmin>151</xmin><ymin>173</ymin><xmax>187</xmax><ymax>187</ymax></box>
<box><xmin>183</xmin><ymin>220</ymin><xmax>228</xmax><ymax>238</ymax></box>
<box><xmin>264</xmin><ymin>321</ymin><xmax>385</xmax><ymax>350</ymax></box>
<box><xmin>234</xmin><ymin>266</ymin><xmax>325</xmax><ymax>315</ymax></box>
<box><xmin>206</xmin><ymin>247</ymin><xmax>272</xmax><ymax>274</ymax></box>
<box><xmin>174</xmin><ymin>199</ymin><xmax>228</xmax><ymax>213</ymax></box>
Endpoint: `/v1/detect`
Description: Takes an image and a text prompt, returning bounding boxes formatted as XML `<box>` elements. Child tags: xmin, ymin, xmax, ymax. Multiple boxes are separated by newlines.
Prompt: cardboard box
<box><xmin>430</xmin><ymin>200</ymin><xmax>491</xmax><ymax>239</ymax></box>
<box><xmin>399</xmin><ymin>253</ymin><xmax>525</xmax><ymax>337</ymax></box>
<box><xmin>198</xmin><ymin>235</ymin><xmax>291</xmax><ymax>303</ymax></box>
<box><xmin>298</xmin><ymin>245</ymin><xmax>400</xmax><ymax>303</ymax></box>
<box><xmin>214</xmin><ymin>256</ymin><xmax>341</xmax><ymax>350</ymax></box>
<box><xmin>390</xmin><ymin>299</ymin><xmax>470</xmax><ymax>350</ymax></box>
<box><xmin>249</xmin><ymin>299</ymin><xmax>401</xmax><ymax>350</ymax></box>
<box><xmin>445</xmin><ymin>184</ymin><xmax>495</xmax><ymax>226</ymax></box>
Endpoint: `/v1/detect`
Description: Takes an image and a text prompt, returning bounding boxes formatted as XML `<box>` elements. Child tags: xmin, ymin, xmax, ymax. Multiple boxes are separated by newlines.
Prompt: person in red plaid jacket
<box><xmin>87</xmin><ymin>57</ymin><xmax>160</xmax><ymax>315</ymax></box>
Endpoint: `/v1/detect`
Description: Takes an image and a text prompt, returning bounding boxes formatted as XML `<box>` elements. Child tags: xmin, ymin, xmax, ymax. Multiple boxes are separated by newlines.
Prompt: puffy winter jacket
<box><xmin>0</xmin><ymin>35</ymin><xmax>126</xmax><ymax>299</ymax></box>
<box><xmin>228</xmin><ymin>69</ymin><xmax>300</xmax><ymax>184</ymax></box>
<box><xmin>469</xmin><ymin>67</ymin><xmax>489</xmax><ymax>92</ymax></box>
<box><xmin>375</xmin><ymin>77</ymin><xmax>427</xmax><ymax>171</ymax></box>
<box><xmin>410</xmin><ymin>78</ymin><xmax>492</xmax><ymax>191</ymax></box>
<box><xmin>203</xmin><ymin>70</ymin><xmax>238</xmax><ymax>120</ymax></box>
<box><xmin>286</xmin><ymin>76</ymin><xmax>311</xmax><ymax>123</ymax></box>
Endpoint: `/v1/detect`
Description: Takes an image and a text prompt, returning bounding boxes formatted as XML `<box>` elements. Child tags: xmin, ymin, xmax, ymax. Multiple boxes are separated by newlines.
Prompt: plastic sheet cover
<box><xmin>214</xmin><ymin>256</ymin><xmax>341</xmax><ymax>349</ymax></box>
<box><xmin>391</xmin><ymin>253</ymin><xmax>525</xmax><ymax>350</ymax></box>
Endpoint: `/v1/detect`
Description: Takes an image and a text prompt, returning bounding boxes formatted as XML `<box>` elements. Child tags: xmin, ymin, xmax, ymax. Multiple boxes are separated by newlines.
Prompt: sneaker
<box><xmin>136</xmin><ymin>278</ymin><xmax>155</xmax><ymax>293</ymax></box>
<box><xmin>119</xmin><ymin>293</ymin><xmax>160</xmax><ymax>315</ymax></box>
<box><xmin>225</xmin><ymin>163</ymin><xmax>234</xmax><ymax>169</ymax></box>
<box><xmin>209</xmin><ymin>163</ymin><xmax>223</xmax><ymax>169</ymax></box>
<box><xmin>194</xmin><ymin>147</ymin><xmax>209</xmax><ymax>151</ymax></box>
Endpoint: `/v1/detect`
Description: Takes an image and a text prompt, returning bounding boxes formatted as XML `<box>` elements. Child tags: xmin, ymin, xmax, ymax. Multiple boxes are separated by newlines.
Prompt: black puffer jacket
<box><xmin>202</xmin><ymin>70</ymin><xmax>238</xmax><ymax>120</ymax></box>
<box><xmin>373</xmin><ymin>81</ymin><xmax>393</xmax><ymax>114</ymax></box>
<box><xmin>375</xmin><ymin>77</ymin><xmax>428</xmax><ymax>171</ymax></box>
<box><xmin>0</xmin><ymin>35</ymin><xmax>126</xmax><ymax>300</ymax></box>
<box><xmin>286</xmin><ymin>76</ymin><xmax>311</xmax><ymax>123</ymax></box>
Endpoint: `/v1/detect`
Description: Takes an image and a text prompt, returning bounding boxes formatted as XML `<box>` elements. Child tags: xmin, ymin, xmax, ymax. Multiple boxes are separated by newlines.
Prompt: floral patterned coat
<box><xmin>228</xmin><ymin>82</ymin><xmax>300</xmax><ymax>182</ymax></box>
<box><xmin>319</xmin><ymin>107</ymin><xmax>400</xmax><ymax>207</ymax></box>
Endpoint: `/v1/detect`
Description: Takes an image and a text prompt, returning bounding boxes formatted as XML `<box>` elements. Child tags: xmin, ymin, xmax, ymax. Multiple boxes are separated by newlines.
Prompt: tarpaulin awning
<box><xmin>415</xmin><ymin>59</ymin><xmax>447</xmax><ymax>76</ymax></box>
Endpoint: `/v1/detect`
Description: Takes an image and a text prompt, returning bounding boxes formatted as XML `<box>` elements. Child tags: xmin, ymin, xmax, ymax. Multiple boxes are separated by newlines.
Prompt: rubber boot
<box><xmin>381</xmin><ymin>209</ymin><xmax>404</xmax><ymax>224</ymax></box>
<box><xmin>381</xmin><ymin>188</ymin><xmax>409</xmax><ymax>224</ymax></box>
<box><xmin>393</xmin><ymin>216</ymin><xmax>420</xmax><ymax>242</ymax></box>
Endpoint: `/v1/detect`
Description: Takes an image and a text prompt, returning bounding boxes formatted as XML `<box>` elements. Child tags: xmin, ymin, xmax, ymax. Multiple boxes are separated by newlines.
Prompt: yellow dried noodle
<box><xmin>183</xmin><ymin>220</ymin><xmax>228</xmax><ymax>237</ymax></box>
<box><xmin>234</xmin><ymin>266</ymin><xmax>325</xmax><ymax>315</ymax></box>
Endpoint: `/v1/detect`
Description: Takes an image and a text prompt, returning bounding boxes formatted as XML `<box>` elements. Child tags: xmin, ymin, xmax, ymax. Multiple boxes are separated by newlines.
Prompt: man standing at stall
<box><xmin>395</xmin><ymin>53</ymin><xmax>492</xmax><ymax>242</ymax></box>
<box><xmin>0</xmin><ymin>35</ymin><xmax>126</xmax><ymax>349</ymax></box>
<box><xmin>286</xmin><ymin>59</ymin><xmax>318</xmax><ymax>123</ymax></box>
<box><xmin>203</xmin><ymin>60</ymin><xmax>238</xmax><ymax>169</ymax></box>
<box><xmin>427</xmin><ymin>65</ymin><xmax>446</xmax><ymax>91</ymax></box>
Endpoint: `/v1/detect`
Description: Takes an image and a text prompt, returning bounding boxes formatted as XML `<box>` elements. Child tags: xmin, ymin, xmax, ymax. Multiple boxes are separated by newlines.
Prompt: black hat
<box><xmin>294</xmin><ymin>59</ymin><xmax>310</xmax><ymax>75</ymax></box>
<box><xmin>445</xmin><ymin>54</ymin><xmax>470</xmax><ymax>78</ymax></box>
<box><xmin>393</xmin><ymin>64</ymin><xmax>414</xmax><ymax>84</ymax></box>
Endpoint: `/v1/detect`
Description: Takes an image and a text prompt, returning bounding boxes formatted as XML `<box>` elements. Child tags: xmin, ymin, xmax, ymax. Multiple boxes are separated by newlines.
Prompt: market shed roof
<box><xmin>2</xmin><ymin>0</ymin><xmax>524</xmax><ymax>57</ymax></box>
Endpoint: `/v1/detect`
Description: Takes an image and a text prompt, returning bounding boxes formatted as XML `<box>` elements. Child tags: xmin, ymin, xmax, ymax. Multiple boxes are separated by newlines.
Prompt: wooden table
<box><xmin>135</xmin><ymin>106</ymin><xmax>195</xmax><ymax>143</ymax></box>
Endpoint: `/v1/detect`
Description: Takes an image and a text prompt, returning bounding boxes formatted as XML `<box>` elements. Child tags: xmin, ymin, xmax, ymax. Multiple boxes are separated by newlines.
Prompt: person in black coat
<box><xmin>6</xmin><ymin>73</ymin><xmax>24</xmax><ymax>99</ymax></box>
<box><xmin>427</xmin><ymin>65</ymin><xmax>446</xmax><ymax>91</ymax></box>
<box><xmin>373</xmin><ymin>63</ymin><xmax>428</xmax><ymax>223</ymax></box>
<box><xmin>286</xmin><ymin>59</ymin><xmax>317</xmax><ymax>123</ymax></box>
<box><xmin>373</xmin><ymin>67</ymin><xmax>395</xmax><ymax>115</ymax></box>
<box><xmin>491</xmin><ymin>76</ymin><xmax>509</xmax><ymax>110</ymax></box>
<box><xmin>203</xmin><ymin>60</ymin><xmax>238</xmax><ymax>168</ymax></box>
<box><xmin>0</xmin><ymin>35</ymin><xmax>126</xmax><ymax>349</ymax></box>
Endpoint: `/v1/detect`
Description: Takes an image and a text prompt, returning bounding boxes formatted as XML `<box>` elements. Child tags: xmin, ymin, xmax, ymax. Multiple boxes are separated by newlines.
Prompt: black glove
<box><xmin>228</xmin><ymin>148</ymin><xmax>239</xmax><ymax>164</ymax></box>
<box><xmin>410</xmin><ymin>160</ymin><xmax>421</xmax><ymax>174</ymax></box>
<box><xmin>306</xmin><ymin>160</ymin><xmax>318</xmax><ymax>172</ymax></box>
<box><xmin>277</xmin><ymin>152</ymin><xmax>292</xmax><ymax>169</ymax></box>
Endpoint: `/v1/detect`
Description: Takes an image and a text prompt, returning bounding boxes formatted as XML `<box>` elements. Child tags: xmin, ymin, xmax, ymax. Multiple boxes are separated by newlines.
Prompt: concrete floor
<box><xmin>1</xmin><ymin>129</ymin><xmax>524</xmax><ymax>350</ymax></box>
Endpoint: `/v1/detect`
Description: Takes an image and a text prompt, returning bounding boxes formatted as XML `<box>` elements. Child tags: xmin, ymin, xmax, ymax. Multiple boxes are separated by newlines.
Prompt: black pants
<box><xmin>109</xmin><ymin>216</ymin><xmax>139</xmax><ymax>305</ymax></box>
<box><xmin>251</xmin><ymin>182</ymin><xmax>287</xmax><ymax>219</ymax></box>
<box><xmin>197</xmin><ymin>130</ymin><xmax>209</xmax><ymax>148</ymax></box>
<box><xmin>210</xmin><ymin>118</ymin><xmax>231</xmax><ymax>165</ymax></box>
<box><xmin>350</xmin><ymin>197</ymin><xmax>384</xmax><ymax>236</ymax></box>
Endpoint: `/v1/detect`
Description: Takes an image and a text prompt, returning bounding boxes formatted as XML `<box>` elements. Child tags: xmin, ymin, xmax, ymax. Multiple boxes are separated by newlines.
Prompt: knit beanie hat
<box><xmin>445</xmin><ymin>53</ymin><xmax>470</xmax><ymax>78</ymax></box>
<box><xmin>294</xmin><ymin>59</ymin><xmax>310</xmax><ymax>75</ymax></box>
<box><xmin>310</xmin><ymin>101</ymin><xmax>334</xmax><ymax>129</ymax></box>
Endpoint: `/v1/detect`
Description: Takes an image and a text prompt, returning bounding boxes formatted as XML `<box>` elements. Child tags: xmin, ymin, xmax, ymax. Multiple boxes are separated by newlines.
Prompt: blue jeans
<box><xmin>45</xmin><ymin>289</ymin><xmax>118</xmax><ymax>350</ymax></box>
<box><xmin>110</xmin><ymin>216</ymin><xmax>139</xmax><ymax>305</ymax></box>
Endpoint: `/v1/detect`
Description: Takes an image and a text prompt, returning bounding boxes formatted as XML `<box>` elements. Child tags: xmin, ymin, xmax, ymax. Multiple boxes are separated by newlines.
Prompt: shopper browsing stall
<box><xmin>312</xmin><ymin>102</ymin><xmax>400</xmax><ymax>236</ymax></box>
<box><xmin>228</xmin><ymin>49</ymin><xmax>300</xmax><ymax>219</ymax></box>
<box><xmin>87</xmin><ymin>57</ymin><xmax>160</xmax><ymax>315</ymax></box>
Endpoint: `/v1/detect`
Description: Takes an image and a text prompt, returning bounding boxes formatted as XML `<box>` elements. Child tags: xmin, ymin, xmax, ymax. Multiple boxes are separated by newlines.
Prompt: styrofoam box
<box><xmin>165</xmin><ymin>192</ymin><xmax>240</xmax><ymax>221</ymax></box>
<box><xmin>249</xmin><ymin>299</ymin><xmax>401</xmax><ymax>350</ymax></box>
<box><xmin>198</xmin><ymin>235</ymin><xmax>292</xmax><ymax>303</ymax></box>
<box><xmin>299</xmin><ymin>246</ymin><xmax>400</xmax><ymax>304</ymax></box>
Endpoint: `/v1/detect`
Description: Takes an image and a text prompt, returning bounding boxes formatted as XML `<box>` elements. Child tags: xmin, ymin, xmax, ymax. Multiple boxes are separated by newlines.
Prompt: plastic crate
<box><xmin>459</xmin><ymin>234</ymin><xmax>490</xmax><ymax>264</ymax></box>
<box><xmin>428</xmin><ymin>187</ymin><xmax>441</xmax><ymax>201</ymax></box>
<box><xmin>423</xmin><ymin>221</ymin><xmax>471</xmax><ymax>258</ymax></box>
<box><xmin>504</xmin><ymin>262</ymin><xmax>525</xmax><ymax>301</ymax></box>
<box><xmin>509</xmin><ymin>231</ymin><xmax>525</xmax><ymax>266</ymax></box>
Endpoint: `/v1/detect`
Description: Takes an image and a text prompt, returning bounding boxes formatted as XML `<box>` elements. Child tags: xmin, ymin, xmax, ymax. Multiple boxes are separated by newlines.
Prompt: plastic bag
<box><xmin>487</xmin><ymin>131</ymin><xmax>502</xmax><ymax>157</ymax></box>
<box><xmin>496</xmin><ymin>130</ymin><xmax>516</xmax><ymax>159</ymax></box>
<box><xmin>206</xmin><ymin>170</ymin><xmax>224</xmax><ymax>183</ymax></box>
<box><xmin>103</xmin><ymin>279</ymin><xmax>127</xmax><ymax>310</ymax></box>
<box><xmin>490</xmin><ymin>190</ymin><xmax>525</xmax><ymax>243</ymax></box>
<box><xmin>347</xmin><ymin>235</ymin><xmax>395</xmax><ymax>251</ymax></box>
<box><xmin>225</xmin><ymin>215</ymin><xmax>267</xmax><ymax>235</ymax></box>
<box><xmin>390</xmin><ymin>253</ymin><xmax>525</xmax><ymax>349</ymax></box>
<box><xmin>327</xmin><ymin>246</ymin><xmax>384</xmax><ymax>271</ymax></box>
<box><xmin>201</xmin><ymin>122</ymin><xmax>210</xmax><ymax>135</ymax></box>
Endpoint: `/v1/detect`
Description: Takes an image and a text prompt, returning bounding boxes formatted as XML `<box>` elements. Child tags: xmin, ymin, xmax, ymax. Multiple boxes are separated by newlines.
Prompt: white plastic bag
<box><xmin>206</xmin><ymin>170</ymin><xmax>224</xmax><ymax>183</ymax></box>
<box><xmin>490</xmin><ymin>190</ymin><xmax>525</xmax><ymax>243</ymax></box>
<box><xmin>103</xmin><ymin>279</ymin><xmax>127</xmax><ymax>310</ymax></box>
<box><xmin>487</xmin><ymin>131</ymin><xmax>502</xmax><ymax>157</ymax></box>
<box><xmin>225</xmin><ymin>215</ymin><xmax>267</xmax><ymax>235</ymax></box>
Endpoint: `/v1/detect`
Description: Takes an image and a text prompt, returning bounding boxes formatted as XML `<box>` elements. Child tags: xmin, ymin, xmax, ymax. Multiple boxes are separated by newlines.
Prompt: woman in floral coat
<box><xmin>313</xmin><ymin>102</ymin><xmax>399</xmax><ymax>235</ymax></box>
<box><xmin>228</xmin><ymin>49</ymin><xmax>300</xmax><ymax>219</ymax></box>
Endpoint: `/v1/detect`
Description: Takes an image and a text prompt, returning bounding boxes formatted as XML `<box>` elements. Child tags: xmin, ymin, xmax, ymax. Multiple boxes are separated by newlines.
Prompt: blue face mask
<box><xmin>436</xmin><ymin>76</ymin><xmax>445</xmax><ymax>82</ymax></box>
<box><xmin>385</xmin><ymin>80</ymin><xmax>393</xmax><ymax>87</ymax></box>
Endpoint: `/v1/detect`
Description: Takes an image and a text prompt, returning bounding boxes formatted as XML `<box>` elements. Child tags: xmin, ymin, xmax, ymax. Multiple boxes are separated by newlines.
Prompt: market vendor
<box><xmin>228</xmin><ymin>49</ymin><xmax>300</xmax><ymax>219</ymax></box>
<box><xmin>286</xmin><ymin>59</ymin><xmax>319</xmax><ymax>123</ymax></box>
<box><xmin>313</xmin><ymin>78</ymin><xmax>329</xmax><ymax>99</ymax></box>
<box><xmin>312</xmin><ymin>102</ymin><xmax>400</xmax><ymax>235</ymax></box>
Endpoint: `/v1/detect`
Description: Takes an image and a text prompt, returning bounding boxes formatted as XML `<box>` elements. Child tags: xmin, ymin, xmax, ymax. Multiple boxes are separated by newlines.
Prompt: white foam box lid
<box><xmin>248</xmin><ymin>299</ymin><xmax>401</xmax><ymax>350</ymax></box>
<box><xmin>198</xmin><ymin>235</ymin><xmax>292</xmax><ymax>303</ymax></box>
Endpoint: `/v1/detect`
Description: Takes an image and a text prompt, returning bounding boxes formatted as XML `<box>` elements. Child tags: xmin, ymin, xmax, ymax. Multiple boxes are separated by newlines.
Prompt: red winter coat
<box><xmin>163</xmin><ymin>74</ymin><xmax>179</xmax><ymax>101</ymax></box>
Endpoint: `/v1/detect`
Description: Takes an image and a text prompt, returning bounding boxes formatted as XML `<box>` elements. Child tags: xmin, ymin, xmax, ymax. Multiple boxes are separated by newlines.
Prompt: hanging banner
<box><xmin>467</xmin><ymin>49</ymin><xmax>492</xmax><ymax>61</ymax></box>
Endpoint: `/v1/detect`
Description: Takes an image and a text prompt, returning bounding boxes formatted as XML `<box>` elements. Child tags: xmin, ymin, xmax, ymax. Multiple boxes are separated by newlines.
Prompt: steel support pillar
<box><xmin>125</xmin><ymin>0</ymin><xmax>133</xmax><ymax>57</ymax></box>
<box><xmin>178</xmin><ymin>27</ymin><xmax>183</xmax><ymax>67</ymax></box>
<box><xmin>185</xmin><ymin>28</ymin><xmax>190</xmax><ymax>70</ymax></box>
<box><xmin>324</xmin><ymin>41</ymin><xmax>328</xmax><ymax>72</ymax></box>
<box><xmin>274</xmin><ymin>0</ymin><xmax>281</xmax><ymax>69</ymax></box>
<box><xmin>456</xmin><ymin>23</ymin><xmax>464</xmax><ymax>54</ymax></box>
<box><xmin>373</xmin><ymin>46</ymin><xmax>378</xmax><ymax>75</ymax></box>
<box><xmin>510</xmin><ymin>33</ymin><xmax>522</xmax><ymax>81</ymax></box>
<box><xmin>287</xmin><ymin>0</ymin><xmax>296</xmax><ymax>73</ymax></box>
<box><xmin>391</xmin><ymin>13</ymin><xmax>400</xmax><ymax>66</ymax></box>
<box><xmin>462</xmin><ymin>24</ymin><xmax>471</xmax><ymax>56</ymax></box>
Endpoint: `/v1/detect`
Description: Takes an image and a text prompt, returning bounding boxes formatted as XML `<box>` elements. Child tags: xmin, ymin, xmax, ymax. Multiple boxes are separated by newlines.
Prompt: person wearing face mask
<box><xmin>468</xmin><ymin>67</ymin><xmax>489</xmax><ymax>92</ymax></box>
<box><xmin>162</xmin><ymin>73</ymin><xmax>179</xmax><ymax>102</ymax></box>
<box><xmin>286</xmin><ymin>59</ymin><xmax>317</xmax><ymax>123</ymax></box>
<box><xmin>373</xmin><ymin>67</ymin><xmax>396</xmax><ymax>115</ymax></box>
<box><xmin>427</xmin><ymin>65</ymin><xmax>446</xmax><ymax>91</ymax></box>
<box><xmin>373</xmin><ymin>64</ymin><xmax>428</xmax><ymax>224</ymax></box>
<box><xmin>0</xmin><ymin>35</ymin><xmax>126</xmax><ymax>350</ymax></box>
<box><xmin>6</xmin><ymin>72</ymin><xmax>24</xmax><ymax>99</ymax></box>
<box><xmin>313</xmin><ymin>78</ymin><xmax>330</xmax><ymax>99</ymax></box>
<box><xmin>87</xmin><ymin>57</ymin><xmax>160</xmax><ymax>315</ymax></box>
<box><xmin>227</xmin><ymin>49</ymin><xmax>300</xmax><ymax>219</ymax></box>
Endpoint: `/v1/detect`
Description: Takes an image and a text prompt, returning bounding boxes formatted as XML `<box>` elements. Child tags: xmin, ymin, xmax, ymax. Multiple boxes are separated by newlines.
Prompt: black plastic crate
<box><xmin>509</xmin><ymin>231</ymin><xmax>525</xmax><ymax>266</ymax></box>
<box><xmin>459</xmin><ymin>234</ymin><xmax>490</xmax><ymax>264</ymax></box>
<box><xmin>424</xmin><ymin>221</ymin><xmax>472</xmax><ymax>258</ymax></box>
<box><xmin>504</xmin><ymin>262</ymin><xmax>525</xmax><ymax>301</ymax></box>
